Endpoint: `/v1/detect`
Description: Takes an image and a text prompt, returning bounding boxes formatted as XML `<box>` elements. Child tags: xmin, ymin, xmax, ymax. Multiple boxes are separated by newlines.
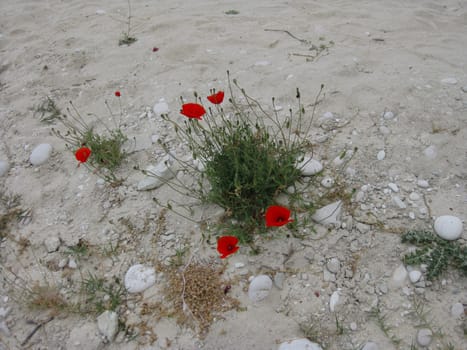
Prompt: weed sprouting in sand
<box><xmin>118</xmin><ymin>0</ymin><xmax>137</xmax><ymax>46</ymax></box>
<box><xmin>34</xmin><ymin>96</ymin><xmax>62</xmax><ymax>124</ymax></box>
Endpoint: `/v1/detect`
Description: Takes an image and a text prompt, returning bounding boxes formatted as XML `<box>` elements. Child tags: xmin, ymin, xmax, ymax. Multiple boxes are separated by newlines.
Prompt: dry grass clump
<box><xmin>164</xmin><ymin>259</ymin><xmax>239</xmax><ymax>336</ymax></box>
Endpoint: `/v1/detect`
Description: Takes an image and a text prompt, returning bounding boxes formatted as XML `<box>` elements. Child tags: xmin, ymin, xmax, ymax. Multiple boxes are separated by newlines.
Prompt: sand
<box><xmin>0</xmin><ymin>0</ymin><xmax>466</xmax><ymax>349</ymax></box>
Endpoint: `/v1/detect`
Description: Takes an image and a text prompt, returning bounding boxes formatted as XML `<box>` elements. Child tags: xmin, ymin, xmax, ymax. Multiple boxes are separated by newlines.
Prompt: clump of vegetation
<box><xmin>225</xmin><ymin>10</ymin><xmax>239</xmax><ymax>15</ymax></box>
<box><xmin>164</xmin><ymin>259</ymin><xmax>239</xmax><ymax>336</ymax></box>
<box><xmin>118</xmin><ymin>0</ymin><xmax>137</xmax><ymax>46</ymax></box>
<box><xmin>79</xmin><ymin>273</ymin><xmax>126</xmax><ymax>314</ymax></box>
<box><xmin>158</xmin><ymin>72</ymin><xmax>323</xmax><ymax>238</ymax></box>
<box><xmin>52</xmin><ymin>100</ymin><xmax>127</xmax><ymax>185</ymax></box>
<box><xmin>401</xmin><ymin>230</ymin><xmax>467</xmax><ymax>280</ymax></box>
<box><xmin>34</xmin><ymin>96</ymin><xmax>62</xmax><ymax>124</ymax></box>
<box><xmin>0</xmin><ymin>192</ymin><xmax>31</xmax><ymax>240</ymax></box>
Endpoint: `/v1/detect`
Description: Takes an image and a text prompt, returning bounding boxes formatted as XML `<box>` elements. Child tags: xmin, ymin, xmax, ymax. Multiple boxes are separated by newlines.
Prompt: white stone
<box><xmin>234</xmin><ymin>262</ymin><xmax>245</xmax><ymax>268</ymax></box>
<box><xmin>95</xmin><ymin>9</ymin><xmax>106</xmax><ymax>15</ymax></box>
<box><xmin>441</xmin><ymin>77</ymin><xmax>457</xmax><ymax>85</ymax></box>
<box><xmin>379</xmin><ymin>126</ymin><xmax>390</xmax><ymax>135</ymax></box>
<box><xmin>320</xmin><ymin>176</ymin><xmax>334</xmax><ymax>188</ymax></box>
<box><xmin>423</xmin><ymin>145</ymin><xmax>437</xmax><ymax>159</ymax></box>
<box><xmin>417</xmin><ymin>179</ymin><xmax>429</xmax><ymax>188</ymax></box>
<box><xmin>434</xmin><ymin>215</ymin><xmax>463</xmax><ymax>240</ymax></box>
<box><xmin>311</xmin><ymin>201</ymin><xmax>342</xmax><ymax>225</ymax></box>
<box><xmin>462</xmin><ymin>85</ymin><xmax>467</xmax><ymax>93</ymax></box>
<box><xmin>248</xmin><ymin>275</ymin><xmax>272</xmax><ymax>303</ymax></box>
<box><xmin>392</xmin><ymin>196</ymin><xmax>406</xmax><ymax>209</ymax></box>
<box><xmin>361</xmin><ymin>342</ymin><xmax>379</xmax><ymax>350</ymax></box>
<box><xmin>321</xmin><ymin>111</ymin><xmax>334</xmax><ymax>120</ymax></box>
<box><xmin>450</xmin><ymin>302</ymin><xmax>464</xmax><ymax>318</ymax></box>
<box><xmin>278</xmin><ymin>338</ymin><xmax>323</xmax><ymax>350</ymax></box>
<box><xmin>409</xmin><ymin>270</ymin><xmax>422</xmax><ymax>283</ymax></box>
<box><xmin>390</xmin><ymin>264</ymin><xmax>408</xmax><ymax>288</ymax></box>
<box><xmin>382</xmin><ymin>111</ymin><xmax>394</xmax><ymax>119</ymax></box>
<box><xmin>377</xmin><ymin>150</ymin><xmax>385</xmax><ymax>161</ymax></box>
<box><xmin>298</xmin><ymin>157</ymin><xmax>323</xmax><ymax>176</ymax></box>
<box><xmin>329</xmin><ymin>291</ymin><xmax>340</xmax><ymax>312</ymax></box>
<box><xmin>68</xmin><ymin>258</ymin><xmax>78</xmax><ymax>269</ymax></box>
<box><xmin>97</xmin><ymin>311</ymin><xmax>118</xmax><ymax>342</ymax></box>
<box><xmin>124</xmin><ymin>264</ymin><xmax>156</xmax><ymax>293</ymax></box>
<box><xmin>0</xmin><ymin>161</ymin><xmax>9</xmax><ymax>176</ymax></box>
<box><xmin>137</xmin><ymin>160</ymin><xmax>175</xmax><ymax>191</ymax></box>
<box><xmin>254</xmin><ymin>60</ymin><xmax>271</xmax><ymax>66</ymax></box>
<box><xmin>153</xmin><ymin>99</ymin><xmax>169</xmax><ymax>116</ymax></box>
<box><xmin>350</xmin><ymin>322</ymin><xmax>357</xmax><ymax>331</ymax></box>
<box><xmin>388</xmin><ymin>183</ymin><xmax>399</xmax><ymax>192</ymax></box>
<box><xmin>417</xmin><ymin>328</ymin><xmax>433</xmax><ymax>347</ymax></box>
<box><xmin>30</xmin><ymin>143</ymin><xmax>53</xmax><ymax>165</ymax></box>
<box><xmin>409</xmin><ymin>212</ymin><xmax>416</xmax><ymax>220</ymax></box>
<box><xmin>409</xmin><ymin>192</ymin><xmax>420</xmax><ymax>201</ymax></box>
<box><xmin>44</xmin><ymin>236</ymin><xmax>60</xmax><ymax>253</ymax></box>
<box><xmin>326</xmin><ymin>257</ymin><xmax>340</xmax><ymax>274</ymax></box>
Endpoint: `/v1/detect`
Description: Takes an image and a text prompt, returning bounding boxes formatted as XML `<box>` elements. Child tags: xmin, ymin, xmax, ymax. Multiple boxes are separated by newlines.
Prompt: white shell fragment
<box><xmin>124</xmin><ymin>264</ymin><xmax>156</xmax><ymax>293</ymax></box>
<box><xmin>434</xmin><ymin>215</ymin><xmax>463</xmax><ymax>240</ymax></box>
<box><xmin>248</xmin><ymin>275</ymin><xmax>272</xmax><ymax>303</ymax></box>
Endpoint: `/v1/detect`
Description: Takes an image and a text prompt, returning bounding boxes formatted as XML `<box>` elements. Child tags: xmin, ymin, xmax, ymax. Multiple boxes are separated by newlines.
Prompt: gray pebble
<box><xmin>326</xmin><ymin>257</ymin><xmax>340</xmax><ymax>274</ymax></box>
<box><xmin>451</xmin><ymin>302</ymin><xmax>465</xmax><ymax>318</ymax></box>
<box><xmin>416</xmin><ymin>328</ymin><xmax>432</xmax><ymax>347</ymax></box>
<box><xmin>97</xmin><ymin>310</ymin><xmax>119</xmax><ymax>342</ymax></box>
<box><xmin>323</xmin><ymin>270</ymin><xmax>336</xmax><ymax>282</ymax></box>
<box><xmin>44</xmin><ymin>236</ymin><xmax>61</xmax><ymax>253</ymax></box>
<box><xmin>0</xmin><ymin>161</ymin><xmax>9</xmax><ymax>177</ymax></box>
<box><xmin>362</xmin><ymin>342</ymin><xmax>379</xmax><ymax>350</ymax></box>
<box><xmin>274</xmin><ymin>272</ymin><xmax>285</xmax><ymax>290</ymax></box>
<box><xmin>30</xmin><ymin>143</ymin><xmax>53</xmax><ymax>165</ymax></box>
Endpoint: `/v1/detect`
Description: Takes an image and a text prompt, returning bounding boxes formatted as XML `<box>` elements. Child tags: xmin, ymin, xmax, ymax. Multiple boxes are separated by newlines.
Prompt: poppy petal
<box><xmin>265</xmin><ymin>205</ymin><xmax>293</xmax><ymax>227</ymax></box>
<box><xmin>75</xmin><ymin>147</ymin><xmax>92</xmax><ymax>163</ymax></box>
<box><xmin>207</xmin><ymin>91</ymin><xmax>224</xmax><ymax>104</ymax></box>
<box><xmin>180</xmin><ymin>103</ymin><xmax>206</xmax><ymax>120</ymax></box>
<box><xmin>217</xmin><ymin>236</ymin><xmax>239</xmax><ymax>259</ymax></box>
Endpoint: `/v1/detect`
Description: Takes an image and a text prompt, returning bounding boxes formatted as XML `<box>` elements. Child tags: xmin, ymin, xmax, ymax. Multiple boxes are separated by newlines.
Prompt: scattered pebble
<box><xmin>388</xmin><ymin>183</ymin><xmax>399</xmax><ymax>193</ymax></box>
<box><xmin>44</xmin><ymin>235</ymin><xmax>61</xmax><ymax>253</ymax></box>
<box><xmin>417</xmin><ymin>328</ymin><xmax>433</xmax><ymax>347</ymax></box>
<box><xmin>68</xmin><ymin>258</ymin><xmax>78</xmax><ymax>269</ymax></box>
<box><xmin>274</xmin><ymin>272</ymin><xmax>285</xmax><ymax>290</ymax></box>
<box><xmin>423</xmin><ymin>145</ymin><xmax>437</xmax><ymax>159</ymax></box>
<box><xmin>409</xmin><ymin>192</ymin><xmax>420</xmax><ymax>201</ymax></box>
<box><xmin>320</xmin><ymin>176</ymin><xmax>334</xmax><ymax>188</ymax></box>
<box><xmin>441</xmin><ymin>77</ymin><xmax>457</xmax><ymax>85</ymax></box>
<box><xmin>379</xmin><ymin>125</ymin><xmax>390</xmax><ymax>135</ymax></box>
<box><xmin>350</xmin><ymin>322</ymin><xmax>357</xmax><ymax>331</ymax></box>
<box><xmin>278</xmin><ymin>338</ymin><xmax>323</xmax><ymax>350</ymax></box>
<box><xmin>95</xmin><ymin>9</ymin><xmax>106</xmax><ymax>15</ymax></box>
<box><xmin>390</xmin><ymin>264</ymin><xmax>408</xmax><ymax>288</ymax></box>
<box><xmin>450</xmin><ymin>302</ymin><xmax>465</xmax><ymax>318</ymax></box>
<box><xmin>417</xmin><ymin>179</ymin><xmax>429</xmax><ymax>188</ymax></box>
<box><xmin>97</xmin><ymin>310</ymin><xmax>118</xmax><ymax>342</ymax></box>
<box><xmin>0</xmin><ymin>160</ymin><xmax>9</xmax><ymax>176</ymax></box>
<box><xmin>248</xmin><ymin>275</ymin><xmax>272</xmax><ymax>303</ymax></box>
<box><xmin>254</xmin><ymin>60</ymin><xmax>271</xmax><ymax>66</ymax></box>
<box><xmin>153</xmin><ymin>99</ymin><xmax>169</xmax><ymax>116</ymax></box>
<box><xmin>434</xmin><ymin>215</ymin><xmax>463</xmax><ymax>240</ymax></box>
<box><xmin>461</xmin><ymin>85</ymin><xmax>467</xmax><ymax>93</ymax></box>
<box><xmin>311</xmin><ymin>201</ymin><xmax>342</xmax><ymax>225</ymax></box>
<box><xmin>124</xmin><ymin>264</ymin><xmax>156</xmax><ymax>293</ymax></box>
<box><xmin>382</xmin><ymin>111</ymin><xmax>394</xmax><ymax>120</ymax></box>
<box><xmin>409</xmin><ymin>270</ymin><xmax>422</xmax><ymax>283</ymax></box>
<box><xmin>329</xmin><ymin>290</ymin><xmax>340</xmax><ymax>312</ymax></box>
<box><xmin>326</xmin><ymin>257</ymin><xmax>340</xmax><ymax>274</ymax></box>
<box><xmin>392</xmin><ymin>196</ymin><xmax>407</xmax><ymax>209</ymax></box>
<box><xmin>377</xmin><ymin>150</ymin><xmax>385</xmax><ymax>161</ymax></box>
<box><xmin>30</xmin><ymin>143</ymin><xmax>53</xmax><ymax>165</ymax></box>
<box><xmin>298</xmin><ymin>157</ymin><xmax>323</xmax><ymax>176</ymax></box>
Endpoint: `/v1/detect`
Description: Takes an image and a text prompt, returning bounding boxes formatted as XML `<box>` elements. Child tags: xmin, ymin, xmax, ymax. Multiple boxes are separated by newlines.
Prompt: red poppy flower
<box><xmin>115</xmin><ymin>91</ymin><xmax>121</xmax><ymax>97</ymax></box>
<box><xmin>180</xmin><ymin>103</ymin><xmax>206</xmax><ymax>120</ymax></box>
<box><xmin>207</xmin><ymin>91</ymin><xmax>225</xmax><ymax>104</ymax></box>
<box><xmin>217</xmin><ymin>236</ymin><xmax>239</xmax><ymax>259</ymax></box>
<box><xmin>265</xmin><ymin>205</ymin><xmax>293</xmax><ymax>227</ymax></box>
<box><xmin>75</xmin><ymin>146</ymin><xmax>92</xmax><ymax>163</ymax></box>
<box><xmin>152</xmin><ymin>47</ymin><xmax>159</xmax><ymax>52</ymax></box>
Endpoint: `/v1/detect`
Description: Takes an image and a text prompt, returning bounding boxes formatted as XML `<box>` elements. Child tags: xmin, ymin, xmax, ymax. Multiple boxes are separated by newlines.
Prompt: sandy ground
<box><xmin>0</xmin><ymin>0</ymin><xmax>466</xmax><ymax>349</ymax></box>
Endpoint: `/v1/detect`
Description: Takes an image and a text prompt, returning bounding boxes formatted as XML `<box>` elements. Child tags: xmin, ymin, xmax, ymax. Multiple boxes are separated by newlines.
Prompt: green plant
<box><xmin>52</xmin><ymin>100</ymin><xmax>128</xmax><ymax>185</ymax></box>
<box><xmin>79</xmin><ymin>273</ymin><xmax>125</xmax><ymax>314</ymax></box>
<box><xmin>401</xmin><ymin>230</ymin><xmax>467</xmax><ymax>280</ymax></box>
<box><xmin>225</xmin><ymin>10</ymin><xmax>239</xmax><ymax>15</ymax></box>
<box><xmin>118</xmin><ymin>0</ymin><xmax>137</xmax><ymax>46</ymax></box>
<box><xmin>157</xmin><ymin>72</ymin><xmax>323</xmax><ymax>237</ymax></box>
<box><xmin>368</xmin><ymin>306</ymin><xmax>402</xmax><ymax>347</ymax></box>
<box><xmin>34</xmin><ymin>96</ymin><xmax>62</xmax><ymax>124</ymax></box>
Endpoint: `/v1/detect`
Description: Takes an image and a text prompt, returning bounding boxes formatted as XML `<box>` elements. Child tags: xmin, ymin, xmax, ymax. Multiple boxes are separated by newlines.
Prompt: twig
<box><xmin>264</xmin><ymin>28</ymin><xmax>311</xmax><ymax>45</ymax></box>
<box><xmin>21</xmin><ymin>316</ymin><xmax>54</xmax><ymax>346</ymax></box>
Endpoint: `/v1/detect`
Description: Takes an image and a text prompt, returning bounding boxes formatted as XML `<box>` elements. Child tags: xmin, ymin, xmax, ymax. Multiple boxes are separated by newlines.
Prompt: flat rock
<box><xmin>153</xmin><ymin>99</ymin><xmax>169</xmax><ymax>116</ymax></box>
<box><xmin>97</xmin><ymin>310</ymin><xmax>118</xmax><ymax>342</ymax></box>
<box><xmin>434</xmin><ymin>215</ymin><xmax>463</xmax><ymax>240</ymax></box>
<box><xmin>390</xmin><ymin>264</ymin><xmax>407</xmax><ymax>289</ymax></box>
<box><xmin>450</xmin><ymin>302</ymin><xmax>464</xmax><ymax>318</ymax></box>
<box><xmin>311</xmin><ymin>201</ymin><xmax>342</xmax><ymax>225</ymax></box>
<box><xmin>441</xmin><ymin>77</ymin><xmax>457</xmax><ymax>85</ymax></box>
<box><xmin>0</xmin><ymin>160</ymin><xmax>9</xmax><ymax>176</ymax></box>
<box><xmin>124</xmin><ymin>264</ymin><xmax>156</xmax><ymax>293</ymax></box>
<box><xmin>278</xmin><ymin>338</ymin><xmax>323</xmax><ymax>350</ymax></box>
<box><xmin>248</xmin><ymin>275</ymin><xmax>272</xmax><ymax>303</ymax></box>
<box><xmin>298</xmin><ymin>157</ymin><xmax>323</xmax><ymax>176</ymax></box>
<box><xmin>30</xmin><ymin>143</ymin><xmax>52</xmax><ymax>165</ymax></box>
<box><xmin>274</xmin><ymin>272</ymin><xmax>285</xmax><ymax>290</ymax></box>
<box><xmin>137</xmin><ymin>161</ymin><xmax>175</xmax><ymax>191</ymax></box>
<box><xmin>361</xmin><ymin>342</ymin><xmax>379</xmax><ymax>350</ymax></box>
<box><xmin>44</xmin><ymin>236</ymin><xmax>61</xmax><ymax>253</ymax></box>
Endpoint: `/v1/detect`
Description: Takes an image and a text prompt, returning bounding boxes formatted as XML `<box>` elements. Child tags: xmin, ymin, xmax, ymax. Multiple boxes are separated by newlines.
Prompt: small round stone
<box><xmin>409</xmin><ymin>192</ymin><xmax>420</xmax><ymax>201</ymax></box>
<box><xmin>0</xmin><ymin>160</ymin><xmax>9</xmax><ymax>176</ymax></box>
<box><xmin>417</xmin><ymin>328</ymin><xmax>433</xmax><ymax>347</ymax></box>
<box><xmin>278</xmin><ymin>338</ymin><xmax>323</xmax><ymax>350</ymax></box>
<box><xmin>30</xmin><ymin>143</ymin><xmax>53</xmax><ymax>165</ymax></box>
<box><xmin>434</xmin><ymin>215</ymin><xmax>463</xmax><ymax>240</ymax></box>
<box><xmin>417</xmin><ymin>179</ymin><xmax>429</xmax><ymax>188</ymax></box>
<box><xmin>320</xmin><ymin>176</ymin><xmax>334</xmax><ymax>188</ymax></box>
<box><xmin>326</xmin><ymin>257</ymin><xmax>340</xmax><ymax>274</ymax></box>
<box><xmin>450</xmin><ymin>302</ymin><xmax>465</xmax><ymax>318</ymax></box>
<box><xmin>382</xmin><ymin>111</ymin><xmax>394</xmax><ymax>119</ymax></box>
<box><xmin>298</xmin><ymin>157</ymin><xmax>323</xmax><ymax>176</ymax></box>
<box><xmin>409</xmin><ymin>270</ymin><xmax>422</xmax><ymax>283</ymax></box>
<box><xmin>377</xmin><ymin>150</ymin><xmax>385</xmax><ymax>160</ymax></box>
